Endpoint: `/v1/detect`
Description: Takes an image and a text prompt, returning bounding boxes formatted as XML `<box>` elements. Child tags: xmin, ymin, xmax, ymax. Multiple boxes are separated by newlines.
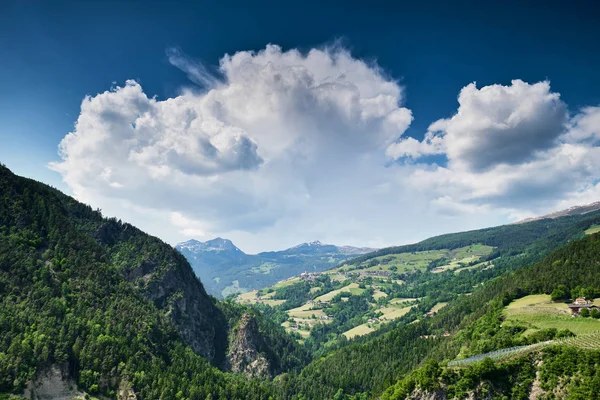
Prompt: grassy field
<box><xmin>313</xmin><ymin>282</ymin><xmax>364</xmax><ymax>302</ymax></box>
<box><xmin>505</xmin><ymin>294</ymin><xmax>555</xmax><ymax>309</ymax></box>
<box><xmin>504</xmin><ymin>294</ymin><xmax>600</xmax><ymax>336</ymax></box>
<box><xmin>586</xmin><ymin>224</ymin><xmax>600</xmax><ymax>235</ymax></box>
<box><xmin>430</xmin><ymin>302</ymin><xmax>448</xmax><ymax>313</ymax></box>
<box><xmin>343</xmin><ymin>305</ymin><xmax>415</xmax><ymax>339</ymax></box>
<box><xmin>379</xmin><ymin>305</ymin><xmax>414</xmax><ymax>320</ymax></box>
<box><xmin>334</xmin><ymin>244</ymin><xmax>494</xmax><ymax>275</ymax></box>
<box><xmin>452</xmin><ymin>244</ymin><xmax>494</xmax><ymax>259</ymax></box>
<box><xmin>287</xmin><ymin>303</ymin><xmax>326</xmax><ymax>318</ymax></box>
<box><xmin>343</xmin><ymin>323</ymin><xmax>376</xmax><ymax>339</ymax></box>
<box><xmin>432</xmin><ymin>245</ymin><xmax>495</xmax><ymax>273</ymax></box>
<box><xmin>358</xmin><ymin>250</ymin><xmax>448</xmax><ymax>273</ymax></box>
<box><xmin>271</xmin><ymin>277</ymin><xmax>300</xmax><ymax>289</ymax></box>
<box><xmin>237</xmin><ymin>290</ymin><xmax>285</xmax><ymax>306</ymax></box>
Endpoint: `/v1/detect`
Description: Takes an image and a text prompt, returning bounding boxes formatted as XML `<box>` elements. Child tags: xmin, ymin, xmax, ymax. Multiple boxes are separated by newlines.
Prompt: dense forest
<box><xmin>0</xmin><ymin>164</ymin><xmax>305</xmax><ymax>399</ymax></box>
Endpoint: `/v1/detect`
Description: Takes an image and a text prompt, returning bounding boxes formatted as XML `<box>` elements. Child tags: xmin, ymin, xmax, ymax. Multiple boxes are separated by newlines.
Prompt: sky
<box><xmin>2</xmin><ymin>0</ymin><xmax>600</xmax><ymax>253</ymax></box>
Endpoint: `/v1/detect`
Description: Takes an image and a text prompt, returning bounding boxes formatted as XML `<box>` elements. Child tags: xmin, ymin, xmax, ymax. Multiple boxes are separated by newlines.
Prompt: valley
<box><xmin>237</xmin><ymin>244</ymin><xmax>494</xmax><ymax>346</ymax></box>
<box><xmin>176</xmin><ymin>238</ymin><xmax>375</xmax><ymax>298</ymax></box>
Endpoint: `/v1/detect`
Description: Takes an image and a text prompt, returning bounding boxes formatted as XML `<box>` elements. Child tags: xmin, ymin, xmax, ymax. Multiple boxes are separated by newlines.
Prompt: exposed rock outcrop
<box><xmin>24</xmin><ymin>364</ymin><xmax>84</xmax><ymax>400</ymax></box>
<box><xmin>226</xmin><ymin>313</ymin><xmax>271</xmax><ymax>378</ymax></box>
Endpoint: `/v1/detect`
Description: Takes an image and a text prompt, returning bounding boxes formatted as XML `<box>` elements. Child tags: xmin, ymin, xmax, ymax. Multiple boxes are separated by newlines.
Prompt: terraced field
<box><xmin>448</xmin><ymin>331</ymin><xmax>600</xmax><ymax>367</ymax></box>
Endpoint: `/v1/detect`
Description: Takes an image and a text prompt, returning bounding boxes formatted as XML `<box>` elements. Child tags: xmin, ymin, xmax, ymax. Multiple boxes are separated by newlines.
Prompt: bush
<box><xmin>580</xmin><ymin>307</ymin><xmax>590</xmax><ymax>317</ymax></box>
<box><xmin>551</xmin><ymin>284</ymin><xmax>570</xmax><ymax>301</ymax></box>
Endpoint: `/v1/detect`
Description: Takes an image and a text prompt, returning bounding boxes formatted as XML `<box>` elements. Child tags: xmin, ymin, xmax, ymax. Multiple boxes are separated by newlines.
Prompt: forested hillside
<box><xmin>281</xmin><ymin>231</ymin><xmax>600</xmax><ymax>399</ymax></box>
<box><xmin>382</xmin><ymin>231</ymin><xmax>600</xmax><ymax>399</ymax></box>
<box><xmin>0</xmin><ymin>164</ymin><xmax>306</xmax><ymax>399</ymax></box>
<box><xmin>273</xmin><ymin>219</ymin><xmax>600</xmax><ymax>399</ymax></box>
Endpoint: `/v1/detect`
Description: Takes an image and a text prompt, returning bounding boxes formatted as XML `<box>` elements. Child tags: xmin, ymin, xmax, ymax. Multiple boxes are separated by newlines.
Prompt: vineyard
<box><xmin>448</xmin><ymin>331</ymin><xmax>600</xmax><ymax>367</ymax></box>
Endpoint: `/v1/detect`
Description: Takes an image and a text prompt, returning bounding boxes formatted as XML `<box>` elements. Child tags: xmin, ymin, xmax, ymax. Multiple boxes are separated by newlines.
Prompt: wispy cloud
<box><xmin>166</xmin><ymin>47</ymin><xmax>221</xmax><ymax>89</ymax></box>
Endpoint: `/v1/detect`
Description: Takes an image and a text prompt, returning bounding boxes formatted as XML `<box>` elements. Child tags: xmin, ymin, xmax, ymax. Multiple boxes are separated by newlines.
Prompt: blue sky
<box><xmin>1</xmin><ymin>0</ymin><xmax>600</xmax><ymax>252</ymax></box>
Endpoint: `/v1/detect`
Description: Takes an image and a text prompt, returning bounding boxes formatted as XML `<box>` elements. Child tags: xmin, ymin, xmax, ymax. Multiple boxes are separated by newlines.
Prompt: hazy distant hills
<box><xmin>516</xmin><ymin>201</ymin><xmax>600</xmax><ymax>224</ymax></box>
<box><xmin>176</xmin><ymin>238</ymin><xmax>375</xmax><ymax>297</ymax></box>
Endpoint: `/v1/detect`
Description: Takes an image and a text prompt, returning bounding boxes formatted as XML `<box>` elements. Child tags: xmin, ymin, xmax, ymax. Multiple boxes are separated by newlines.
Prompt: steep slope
<box><xmin>0</xmin><ymin>164</ymin><xmax>305</xmax><ymax>398</ymax></box>
<box><xmin>176</xmin><ymin>238</ymin><xmax>375</xmax><ymax>297</ymax></box>
<box><xmin>93</xmin><ymin>219</ymin><xmax>227</xmax><ymax>362</ymax></box>
<box><xmin>382</xmin><ymin>231</ymin><xmax>600</xmax><ymax>399</ymax></box>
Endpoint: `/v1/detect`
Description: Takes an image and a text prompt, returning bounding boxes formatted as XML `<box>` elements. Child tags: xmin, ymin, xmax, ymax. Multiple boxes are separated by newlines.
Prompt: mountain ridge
<box><xmin>175</xmin><ymin>237</ymin><xmax>376</xmax><ymax>297</ymax></box>
<box><xmin>515</xmin><ymin>200</ymin><xmax>600</xmax><ymax>224</ymax></box>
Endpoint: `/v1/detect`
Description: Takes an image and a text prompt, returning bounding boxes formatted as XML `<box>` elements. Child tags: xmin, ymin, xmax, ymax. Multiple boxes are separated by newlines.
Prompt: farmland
<box><xmin>235</xmin><ymin>243</ymin><xmax>494</xmax><ymax>347</ymax></box>
<box><xmin>503</xmin><ymin>294</ymin><xmax>600</xmax><ymax>336</ymax></box>
<box><xmin>585</xmin><ymin>224</ymin><xmax>600</xmax><ymax>235</ymax></box>
<box><xmin>449</xmin><ymin>331</ymin><xmax>600</xmax><ymax>367</ymax></box>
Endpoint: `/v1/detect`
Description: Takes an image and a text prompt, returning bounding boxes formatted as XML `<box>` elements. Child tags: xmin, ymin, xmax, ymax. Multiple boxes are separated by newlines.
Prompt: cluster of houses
<box><xmin>300</xmin><ymin>271</ymin><xmax>320</xmax><ymax>282</ymax></box>
<box><xmin>568</xmin><ymin>297</ymin><xmax>600</xmax><ymax>315</ymax></box>
<box><xmin>359</xmin><ymin>270</ymin><xmax>392</xmax><ymax>278</ymax></box>
<box><xmin>289</xmin><ymin>315</ymin><xmax>333</xmax><ymax>330</ymax></box>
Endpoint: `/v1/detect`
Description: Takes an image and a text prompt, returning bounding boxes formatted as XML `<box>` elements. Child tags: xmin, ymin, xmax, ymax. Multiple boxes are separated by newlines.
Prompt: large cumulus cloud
<box><xmin>50</xmin><ymin>45</ymin><xmax>600</xmax><ymax>251</ymax></box>
<box><xmin>50</xmin><ymin>45</ymin><xmax>414</xmax><ymax>249</ymax></box>
<box><xmin>389</xmin><ymin>80</ymin><xmax>600</xmax><ymax>217</ymax></box>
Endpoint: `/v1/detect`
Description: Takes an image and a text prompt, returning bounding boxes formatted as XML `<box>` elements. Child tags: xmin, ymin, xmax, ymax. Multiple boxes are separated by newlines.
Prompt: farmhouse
<box><xmin>568</xmin><ymin>297</ymin><xmax>600</xmax><ymax>314</ymax></box>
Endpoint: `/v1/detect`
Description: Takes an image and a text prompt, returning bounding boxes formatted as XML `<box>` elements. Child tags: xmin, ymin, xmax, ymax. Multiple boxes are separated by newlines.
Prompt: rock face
<box><xmin>226</xmin><ymin>313</ymin><xmax>271</xmax><ymax>378</ymax></box>
<box><xmin>24</xmin><ymin>364</ymin><xmax>84</xmax><ymax>400</ymax></box>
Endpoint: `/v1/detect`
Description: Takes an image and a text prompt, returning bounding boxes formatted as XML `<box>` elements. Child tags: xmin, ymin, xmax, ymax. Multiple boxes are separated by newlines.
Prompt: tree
<box><xmin>580</xmin><ymin>307</ymin><xmax>590</xmax><ymax>318</ymax></box>
<box><xmin>591</xmin><ymin>308</ymin><xmax>600</xmax><ymax>319</ymax></box>
<box><xmin>551</xmin><ymin>284</ymin><xmax>570</xmax><ymax>301</ymax></box>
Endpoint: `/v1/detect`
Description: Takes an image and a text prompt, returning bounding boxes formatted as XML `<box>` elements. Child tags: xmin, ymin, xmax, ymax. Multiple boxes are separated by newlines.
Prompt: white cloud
<box><xmin>390</xmin><ymin>80</ymin><xmax>600</xmax><ymax>217</ymax></box>
<box><xmin>50</xmin><ymin>44</ymin><xmax>417</xmax><ymax>251</ymax></box>
<box><xmin>388</xmin><ymin>80</ymin><xmax>568</xmax><ymax>171</ymax></box>
<box><xmin>49</xmin><ymin>46</ymin><xmax>600</xmax><ymax>252</ymax></box>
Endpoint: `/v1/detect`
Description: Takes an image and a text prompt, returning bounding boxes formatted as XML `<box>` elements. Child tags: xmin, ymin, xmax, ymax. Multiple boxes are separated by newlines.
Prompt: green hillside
<box><xmin>0</xmin><ymin>164</ymin><xmax>308</xmax><ymax>399</ymax></box>
<box><xmin>272</xmin><ymin>221</ymin><xmax>600</xmax><ymax>398</ymax></box>
<box><xmin>380</xmin><ymin>232</ymin><xmax>600</xmax><ymax>399</ymax></box>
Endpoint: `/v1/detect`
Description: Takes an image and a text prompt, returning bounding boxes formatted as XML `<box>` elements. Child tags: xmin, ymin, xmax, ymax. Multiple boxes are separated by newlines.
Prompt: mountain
<box><xmin>176</xmin><ymin>238</ymin><xmax>375</xmax><ymax>298</ymax></box>
<box><xmin>516</xmin><ymin>200</ymin><xmax>600</xmax><ymax>224</ymax></box>
<box><xmin>0</xmin><ymin>164</ymin><xmax>307</xmax><ymax>399</ymax></box>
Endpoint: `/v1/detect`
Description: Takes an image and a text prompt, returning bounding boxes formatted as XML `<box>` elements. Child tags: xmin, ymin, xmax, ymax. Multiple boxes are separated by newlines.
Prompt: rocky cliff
<box><xmin>225</xmin><ymin>313</ymin><xmax>271</xmax><ymax>378</ymax></box>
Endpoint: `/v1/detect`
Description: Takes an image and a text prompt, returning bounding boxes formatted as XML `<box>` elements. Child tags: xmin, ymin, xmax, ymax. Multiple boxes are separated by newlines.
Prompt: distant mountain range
<box><xmin>516</xmin><ymin>201</ymin><xmax>600</xmax><ymax>224</ymax></box>
<box><xmin>176</xmin><ymin>238</ymin><xmax>375</xmax><ymax>297</ymax></box>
